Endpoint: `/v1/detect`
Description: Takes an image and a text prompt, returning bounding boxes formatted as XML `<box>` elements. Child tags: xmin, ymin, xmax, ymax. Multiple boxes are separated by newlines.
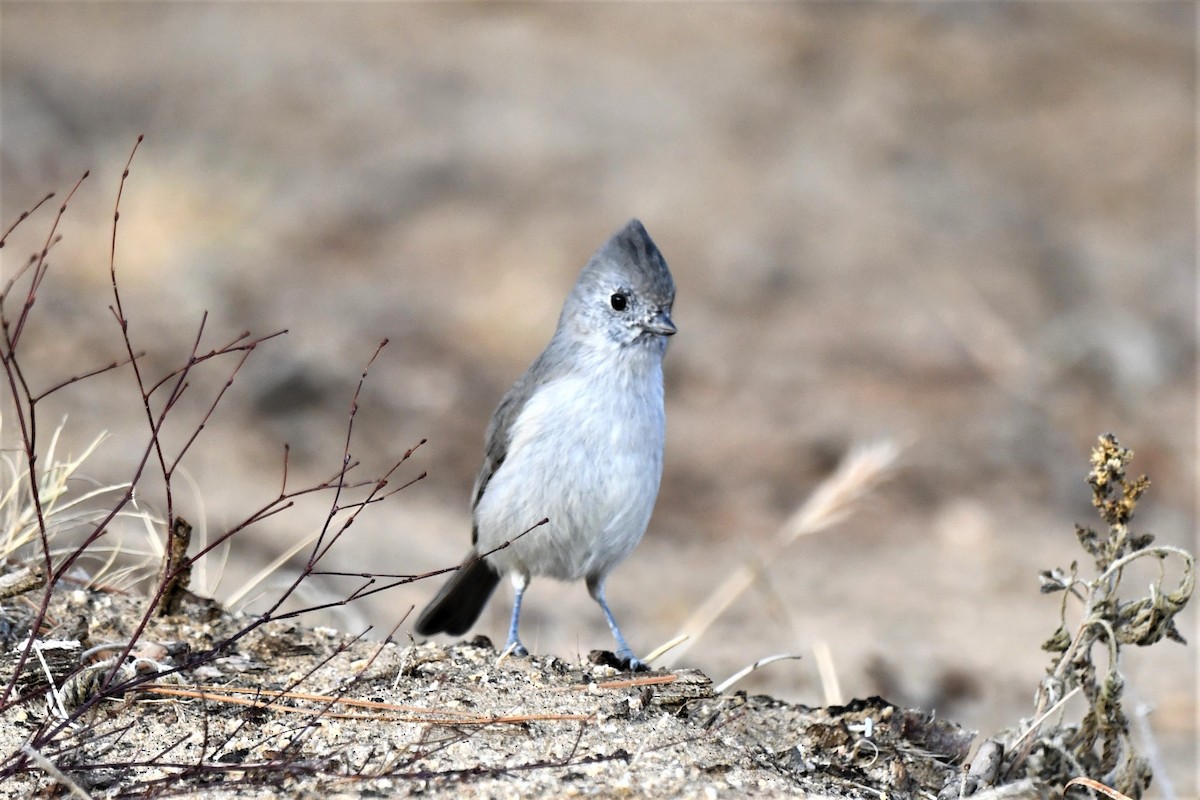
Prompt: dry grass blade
<box><xmin>1064</xmin><ymin>777</ymin><xmax>1135</xmax><ymax>800</ymax></box>
<box><xmin>812</xmin><ymin>638</ymin><xmax>842</xmax><ymax>706</ymax></box>
<box><xmin>661</xmin><ymin>439</ymin><xmax>900</xmax><ymax>667</ymax></box>
<box><xmin>222</xmin><ymin>523</ymin><xmax>324</xmax><ymax>609</ymax></box>
<box><xmin>0</xmin><ymin>419</ymin><xmax>161</xmax><ymax>589</ymax></box>
<box><xmin>642</xmin><ymin>633</ymin><xmax>688</xmax><ymax>665</ymax></box>
<box><xmin>1004</xmin><ymin>686</ymin><xmax>1082</xmax><ymax>755</ymax></box>
<box><xmin>566</xmin><ymin>673</ymin><xmax>681</xmax><ymax>691</ymax></box>
<box><xmin>140</xmin><ymin>684</ymin><xmax>593</xmax><ymax>725</ymax></box>
<box><xmin>19</xmin><ymin>744</ymin><xmax>92</xmax><ymax>800</ymax></box>
<box><xmin>714</xmin><ymin>653</ymin><xmax>803</xmax><ymax>694</ymax></box>
<box><xmin>777</xmin><ymin>438</ymin><xmax>903</xmax><ymax>546</ymax></box>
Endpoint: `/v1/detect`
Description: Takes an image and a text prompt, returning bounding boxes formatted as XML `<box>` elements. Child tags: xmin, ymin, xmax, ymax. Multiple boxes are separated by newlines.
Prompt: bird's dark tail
<box><xmin>414</xmin><ymin>553</ymin><xmax>501</xmax><ymax>636</ymax></box>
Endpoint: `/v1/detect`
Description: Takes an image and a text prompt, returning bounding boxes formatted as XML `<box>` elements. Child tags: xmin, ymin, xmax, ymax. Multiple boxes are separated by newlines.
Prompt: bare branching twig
<box><xmin>0</xmin><ymin>142</ymin><xmax>430</xmax><ymax>794</ymax></box>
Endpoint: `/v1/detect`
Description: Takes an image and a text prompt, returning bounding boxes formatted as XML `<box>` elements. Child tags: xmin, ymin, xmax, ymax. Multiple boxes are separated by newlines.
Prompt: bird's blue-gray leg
<box><xmin>505</xmin><ymin>573</ymin><xmax>530</xmax><ymax>657</ymax></box>
<box><xmin>587</xmin><ymin>576</ymin><xmax>648</xmax><ymax>671</ymax></box>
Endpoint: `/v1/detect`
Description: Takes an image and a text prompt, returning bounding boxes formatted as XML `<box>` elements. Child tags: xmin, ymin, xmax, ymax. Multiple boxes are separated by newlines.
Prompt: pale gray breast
<box><xmin>473</xmin><ymin>358</ymin><xmax>665</xmax><ymax>579</ymax></box>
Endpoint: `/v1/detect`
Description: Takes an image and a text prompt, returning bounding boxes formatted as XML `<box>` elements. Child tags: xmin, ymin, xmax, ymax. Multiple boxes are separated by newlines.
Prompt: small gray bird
<box><xmin>414</xmin><ymin>219</ymin><xmax>676</xmax><ymax>671</ymax></box>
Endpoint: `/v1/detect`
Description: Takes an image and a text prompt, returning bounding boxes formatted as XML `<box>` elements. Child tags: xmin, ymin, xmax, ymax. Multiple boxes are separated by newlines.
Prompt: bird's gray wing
<box><xmin>469</xmin><ymin>340</ymin><xmax>576</xmax><ymax>544</ymax></box>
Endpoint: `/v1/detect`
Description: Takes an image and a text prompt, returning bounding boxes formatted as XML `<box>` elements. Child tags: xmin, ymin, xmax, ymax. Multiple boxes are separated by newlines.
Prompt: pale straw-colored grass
<box><xmin>657</xmin><ymin>439</ymin><xmax>901</xmax><ymax>680</ymax></box>
<box><xmin>0</xmin><ymin>416</ymin><xmax>161</xmax><ymax>590</ymax></box>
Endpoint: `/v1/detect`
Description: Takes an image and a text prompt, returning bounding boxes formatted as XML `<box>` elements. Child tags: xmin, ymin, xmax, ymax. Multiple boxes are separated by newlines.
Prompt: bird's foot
<box><xmin>618</xmin><ymin>652</ymin><xmax>650</xmax><ymax>673</ymax></box>
<box><xmin>501</xmin><ymin>638</ymin><xmax>529</xmax><ymax>658</ymax></box>
<box><xmin>589</xmin><ymin>649</ymin><xmax>650</xmax><ymax>673</ymax></box>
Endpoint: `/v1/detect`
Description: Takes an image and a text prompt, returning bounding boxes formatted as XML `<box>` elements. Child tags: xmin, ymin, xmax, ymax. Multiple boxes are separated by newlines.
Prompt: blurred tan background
<box><xmin>1</xmin><ymin>3</ymin><xmax>1195</xmax><ymax>793</ymax></box>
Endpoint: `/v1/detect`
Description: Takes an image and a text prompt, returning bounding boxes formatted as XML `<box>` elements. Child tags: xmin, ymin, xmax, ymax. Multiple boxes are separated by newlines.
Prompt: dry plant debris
<box><xmin>948</xmin><ymin>434</ymin><xmax>1193</xmax><ymax>800</ymax></box>
<box><xmin>0</xmin><ymin>587</ymin><xmax>974</xmax><ymax>798</ymax></box>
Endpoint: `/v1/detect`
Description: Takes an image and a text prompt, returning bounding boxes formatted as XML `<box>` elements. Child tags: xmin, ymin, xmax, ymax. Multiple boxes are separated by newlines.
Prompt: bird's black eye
<box><xmin>610</xmin><ymin>292</ymin><xmax>628</xmax><ymax>311</ymax></box>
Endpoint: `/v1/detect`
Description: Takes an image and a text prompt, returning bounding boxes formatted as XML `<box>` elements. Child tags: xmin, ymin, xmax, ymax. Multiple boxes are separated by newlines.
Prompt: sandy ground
<box><xmin>0</xmin><ymin>589</ymin><xmax>980</xmax><ymax>798</ymax></box>
<box><xmin>0</xmin><ymin>3</ymin><xmax>1194</xmax><ymax>795</ymax></box>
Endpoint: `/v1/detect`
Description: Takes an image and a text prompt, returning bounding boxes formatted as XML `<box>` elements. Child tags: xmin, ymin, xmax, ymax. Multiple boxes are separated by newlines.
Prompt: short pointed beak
<box><xmin>643</xmin><ymin>310</ymin><xmax>677</xmax><ymax>337</ymax></box>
